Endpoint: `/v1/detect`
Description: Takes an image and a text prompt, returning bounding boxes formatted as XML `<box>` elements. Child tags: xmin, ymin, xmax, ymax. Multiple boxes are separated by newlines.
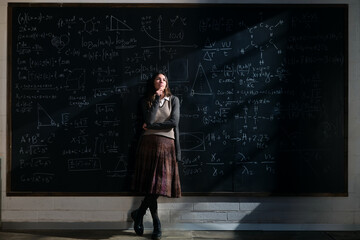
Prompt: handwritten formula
<box><xmin>9</xmin><ymin>4</ymin><xmax>347</xmax><ymax>194</ymax></box>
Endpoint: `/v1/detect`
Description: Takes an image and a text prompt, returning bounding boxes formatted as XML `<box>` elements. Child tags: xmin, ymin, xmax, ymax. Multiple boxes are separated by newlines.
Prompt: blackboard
<box><xmin>7</xmin><ymin>3</ymin><xmax>348</xmax><ymax>196</ymax></box>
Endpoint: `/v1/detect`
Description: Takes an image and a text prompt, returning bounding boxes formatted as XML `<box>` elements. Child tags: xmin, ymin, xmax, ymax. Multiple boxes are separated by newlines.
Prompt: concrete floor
<box><xmin>0</xmin><ymin>230</ymin><xmax>359</xmax><ymax>240</ymax></box>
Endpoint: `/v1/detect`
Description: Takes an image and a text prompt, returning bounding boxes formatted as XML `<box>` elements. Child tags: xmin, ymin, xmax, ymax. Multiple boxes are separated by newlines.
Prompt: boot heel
<box><xmin>151</xmin><ymin>218</ymin><xmax>162</xmax><ymax>240</ymax></box>
<box><xmin>131</xmin><ymin>209</ymin><xmax>144</xmax><ymax>236</ymax></box>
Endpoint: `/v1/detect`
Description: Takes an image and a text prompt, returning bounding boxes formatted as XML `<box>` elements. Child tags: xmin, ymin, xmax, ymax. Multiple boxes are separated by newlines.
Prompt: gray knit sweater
<box><xmin>141</xmin><ymin>94</ymin><xmax>181</xmax><ymax>162</ymax></box>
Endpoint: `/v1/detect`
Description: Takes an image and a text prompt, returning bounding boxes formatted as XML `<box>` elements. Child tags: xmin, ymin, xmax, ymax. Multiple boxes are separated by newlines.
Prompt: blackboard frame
<box><xmin>6</xmin><ymin>3</ymin><xmax>348</xmax><ymax>196</ymax></box>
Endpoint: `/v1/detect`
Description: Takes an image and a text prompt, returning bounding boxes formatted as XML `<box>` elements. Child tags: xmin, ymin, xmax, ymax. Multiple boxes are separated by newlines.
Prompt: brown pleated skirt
<box><xmin>133</xmin><ymin>134</ymin><xmax>181</xmax><ymax>198</ymax></box>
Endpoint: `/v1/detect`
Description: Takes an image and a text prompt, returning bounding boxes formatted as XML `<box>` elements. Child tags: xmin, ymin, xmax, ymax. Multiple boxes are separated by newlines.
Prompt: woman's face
<box><xmin>154</xmin><ymin>74</ymin><xmax>167</xmax><ymax>91</ymax></box>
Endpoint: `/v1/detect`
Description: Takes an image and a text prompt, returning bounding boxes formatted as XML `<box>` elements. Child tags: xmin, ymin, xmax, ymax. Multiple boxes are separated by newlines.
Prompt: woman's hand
<box><xmin>156</xmin><ymin>84</ymin><xmax>165</xmax><ymax>97</ymax></box>
<box><xmin>156</xmin><ymin>88</ymin><xmax>164</xmax><ymax>97</ymax></box>
<box><xmin>142</xmin><ymin>123</ymin><xmax>148</xmax><ymax>130</ymax></box>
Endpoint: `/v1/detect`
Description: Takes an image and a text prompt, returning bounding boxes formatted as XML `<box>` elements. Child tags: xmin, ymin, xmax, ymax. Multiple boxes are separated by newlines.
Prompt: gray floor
<box><xmin>0</xmin><ymin>230</ymin><xmax>359</xmax><ymax>240</ymax></box>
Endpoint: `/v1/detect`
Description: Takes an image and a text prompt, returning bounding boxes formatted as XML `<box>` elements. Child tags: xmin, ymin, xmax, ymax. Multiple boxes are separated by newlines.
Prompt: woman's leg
<box><xmin>149</xmin><ymin>194</ymin><xmax>162</xmax><ymax>240</ymax></box>
<box><xmin>131</xmin><ymin>195</ymin><xmax>151</xmax><ymax>236</ymax></box>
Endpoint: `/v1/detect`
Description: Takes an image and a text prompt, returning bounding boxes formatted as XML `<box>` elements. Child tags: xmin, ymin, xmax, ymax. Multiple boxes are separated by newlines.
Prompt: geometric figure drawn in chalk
<box><xmin>180</xmin><ymin>132</ymin><xmax>205</xmax><ymax>151</ymax></box>
<box><xmin>51</xmin><ymin>34</ymin><xmax>70</xmax><ymax>52</ymax></box>
<box><xmin>107</xmin><ymin>155</ymin><xmax>128</xmax><ymax>178</ymax></box>
<box><xmin>203</xmin><ymin>51</ymin><xmax>212</xmax><ymax>61</ymax></box>
<box><xmin>240</xmin><ymin>18</ymin><xmax>284</xmax><ymax>65</ymax></box>
<box><xmin>37</xmin><ymin>103</ymin><xmax>57</xmax><ymax>128</ymax></box>
<box><xmin>79</xmin><ymin>17</ymin><xmax>99</xmax><ymax>35</ymax></box>
<box><xmin>190</xmin><ymin>63</ymin><xmax>212</xmax><ymax>96</ymax></box>
<box><xmin>169</xmin><ymin>58</ymin><xmax>189</xmax><ymax>82</ymax></box>
<box><xmin>65</xmin><ymin>69</ymin><xmax>86</xmax><ymax>91</ymax></box>
<box><xmin>107</xmin><ymin>15</ymin><xmax>133</xmax><ymax>31</ymax></box>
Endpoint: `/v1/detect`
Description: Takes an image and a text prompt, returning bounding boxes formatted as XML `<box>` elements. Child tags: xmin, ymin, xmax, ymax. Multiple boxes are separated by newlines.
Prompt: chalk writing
<box><xmin>8</xmin><ymin>4</ymin><xmax>347</xmax><ymax>194</ymax></box>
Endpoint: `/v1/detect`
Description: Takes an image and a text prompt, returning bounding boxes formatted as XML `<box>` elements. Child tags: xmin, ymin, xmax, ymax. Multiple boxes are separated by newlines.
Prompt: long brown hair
<box><xmin>146</xmin><ymin>72</ymin><xmax>172</xmax><ymax>108</ymax></box>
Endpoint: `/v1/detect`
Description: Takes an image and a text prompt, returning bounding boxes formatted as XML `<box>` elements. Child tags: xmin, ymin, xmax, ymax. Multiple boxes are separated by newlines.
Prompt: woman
<box><xmin>132</xmin><ymin>72</ymin><xmax>181</xmax><ymax>240</ymax></box>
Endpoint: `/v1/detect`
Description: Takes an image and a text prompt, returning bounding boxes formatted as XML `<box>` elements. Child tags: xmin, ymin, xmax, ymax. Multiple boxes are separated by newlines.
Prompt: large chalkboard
<box><xmin>7</xmin><ymin>3</ymin><xmax>348</xmax><ymax>196</ymax></box>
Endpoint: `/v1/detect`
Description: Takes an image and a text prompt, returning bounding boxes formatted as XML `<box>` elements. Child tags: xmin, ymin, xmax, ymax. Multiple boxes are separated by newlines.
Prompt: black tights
<box><xmin>132</xmin><ymin>194</ymin><xmax>161</xmax><ymax>237</ymax></box>
<box><xmin>143</xmin><ymin>194</ymin><xmax>159</xmax><ymax>216</ymax></box>
<box><xmin>143</xmin><ymin>194</ymin><xmax>159</xmax><ymax>206</ymax></box>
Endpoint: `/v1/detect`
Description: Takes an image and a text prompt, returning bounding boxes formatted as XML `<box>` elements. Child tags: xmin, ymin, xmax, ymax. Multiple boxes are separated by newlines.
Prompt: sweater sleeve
<box><xmin>147</xmin><ymin>96</ymin><xmax>180</xmax><ymax>130</ymax></box>
<box><xmin>142</xmin><ymin>95</ymin><xmax>160</xmax><ymax>126</ymax></box>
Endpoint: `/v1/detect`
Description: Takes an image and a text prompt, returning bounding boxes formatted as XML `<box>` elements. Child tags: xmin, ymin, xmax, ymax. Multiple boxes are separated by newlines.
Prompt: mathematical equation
<box><xmin>9</xmin><ymin>5</ymin><xmax>346</xmax><ymax>193</ymax></box>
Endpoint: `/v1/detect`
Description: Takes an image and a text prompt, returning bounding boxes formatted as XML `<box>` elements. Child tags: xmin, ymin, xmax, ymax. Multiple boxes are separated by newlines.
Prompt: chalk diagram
<box><xmin>107</xmin><ymin>155</ymin><xmax>128</xmax><ymax>178</ymax></box>
<box><xmin>190</xmin><ymin>63</ymin><xmax>212</xmax><ymax>96</ymax></box>
<box><xmin>180</xmin><ymin>132</ymin><xmax>205</xmax><ymax>151</ymax></box>
<box><xmin>37</xmin><ymin>103</ymin><xmax>57</xmax><ymax>128</ymax></box>
<box><xmin>106</xmin><ymin>15</ymin><xmax>133</xmax><ymax>31</ymax></box>
<box><xmin>51</xmin><ymin>34</ymin><xmax>70</xmax><ymax>52</ymax></box>
<box><xmin>79</xmin><ymin>17</ymin><xmax>100</xmax><ymax>34</ymax></box>
<box><xmin>141</xmin><ymin>15</ymin><xmax>197</xmax><ymax>60</ymax></box>
<box><xmin>239</xmin><ymin>18</ymin><xmax>284</xmax><ymax>65</ymax></box>
<box><xmin>65</xmin><ymin>69</ymin><xmax>86</xmax><ymax>91</ymax></box>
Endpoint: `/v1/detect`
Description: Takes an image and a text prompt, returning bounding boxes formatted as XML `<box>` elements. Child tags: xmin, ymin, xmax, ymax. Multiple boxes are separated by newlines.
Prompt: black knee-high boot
<box><xmin>131</xmin><ymin>196</ymin><xmax>150</xmax><ymax>236</ymax></box>
<box><xmin>149</xmin><ymin>195</ymin><xmax>162</xmax><ymax>240</ymax></box>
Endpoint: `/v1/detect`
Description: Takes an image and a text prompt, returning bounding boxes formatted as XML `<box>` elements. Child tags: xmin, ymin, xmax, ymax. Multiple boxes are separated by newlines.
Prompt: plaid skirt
<box><xmin>133</xmin><ymin>134</ymin><xmax>181</xmax><ymax>198</ymax></box>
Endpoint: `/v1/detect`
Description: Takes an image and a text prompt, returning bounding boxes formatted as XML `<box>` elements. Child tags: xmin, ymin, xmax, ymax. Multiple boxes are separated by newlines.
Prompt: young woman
<box><xmin>132</xmin><ymin>72</ymin><xmax>181</xmax><ymax>240</ymax></box>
